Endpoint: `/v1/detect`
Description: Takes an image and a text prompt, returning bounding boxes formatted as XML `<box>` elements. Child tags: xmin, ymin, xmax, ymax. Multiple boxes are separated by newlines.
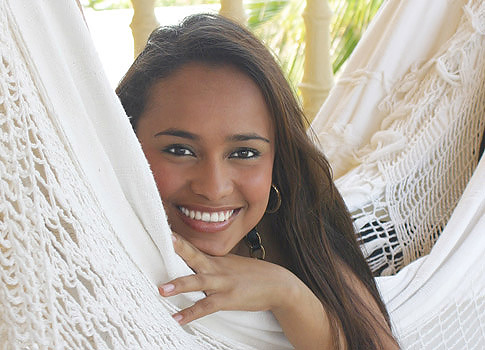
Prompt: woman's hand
<box><xmin>158</xmin><ymin>232</ymin><xmax>301</xmax><ymax>325</ymax></box>
<box><xmin>160</xmin><ymin>233</ymin><xmax>337</xmax><ymax>349</ymax></box>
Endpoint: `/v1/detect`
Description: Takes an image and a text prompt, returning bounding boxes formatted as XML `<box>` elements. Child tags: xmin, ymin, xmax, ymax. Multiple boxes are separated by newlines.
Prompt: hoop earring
<box><xmin>245</xmin><ymin>228</ymin><xmax>265</xmax><ymax>260</ymax></box>
<box><xmin>265</xmin><ymin>184</ymin><xmax>281</xmax><ymax>214</ymax></box>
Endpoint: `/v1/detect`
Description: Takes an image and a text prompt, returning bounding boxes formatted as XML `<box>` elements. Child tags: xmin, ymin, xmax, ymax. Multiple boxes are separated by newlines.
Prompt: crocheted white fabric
<box><xmin>313</xmin><ymin>0</ymin><xmax>485</xmax><ymax>276</ymax></box>
<box><xmin>0</xmin><ymin>0</ymin><xmax>288</xmax><ymax>349</ymax></box>
<box><xmin>1</xmin><ymin>0</ymin><xmax>484</xmax><ymax>349</ymax></box>
<box><xmin>313</xmin><ymin>0</ymin><xmax>485</xmax><ymax>348</ymax></box>
<box><xmin>379</xmin><ymin>157</ymin><xmax>485</xmax><ymax>349</ymax></box>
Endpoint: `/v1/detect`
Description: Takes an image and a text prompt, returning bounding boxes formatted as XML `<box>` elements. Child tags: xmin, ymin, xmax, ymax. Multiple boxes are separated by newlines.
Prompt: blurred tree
<box><xmin>80</xmin><ymin>0</ymin><xmax>219</xmax><ymax>9</ymax></box>
<box><xmin>247</xmin><ymin>0</ymin><xmax>384</xmax><ymax>88</ymax></box>
<box><xmin>81</xmin><ymin>0</ymin><xmax>384</xmax><ymax>89</ymax></box>
<box><xmin>80</xmin><ymin>0</ymin><xmax>131</xmax><ymax>10</ymax></box>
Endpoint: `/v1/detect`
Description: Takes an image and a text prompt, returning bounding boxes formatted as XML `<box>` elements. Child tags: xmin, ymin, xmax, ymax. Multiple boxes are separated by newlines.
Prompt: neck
<box><xmin>231</xmin><ymin>217</ymin><xmax>291</xmax><ymax>269</ymax></box>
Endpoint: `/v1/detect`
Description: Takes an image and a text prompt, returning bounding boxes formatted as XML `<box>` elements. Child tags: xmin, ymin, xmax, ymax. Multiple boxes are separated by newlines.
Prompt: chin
<box><xmin>196</xmin><ymin>243</ymin><xmax>233</xmax><ymax>257</ymax></box>
<box><xmin>202</xmin><ymin>247</ymin><xmax>230</xmax><ymax>257</ymax></box>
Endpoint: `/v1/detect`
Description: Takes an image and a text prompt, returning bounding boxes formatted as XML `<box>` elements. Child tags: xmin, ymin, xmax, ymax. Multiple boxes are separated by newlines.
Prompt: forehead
<box><xmin>140</xmin><ymin>62</ymin><xmax>274</xmax><ymax>140</ymax></box>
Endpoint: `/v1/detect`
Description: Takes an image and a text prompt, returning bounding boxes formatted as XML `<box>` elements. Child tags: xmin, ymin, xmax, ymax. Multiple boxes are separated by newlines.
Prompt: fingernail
<box><xmin>171</xmin><ymin>234</ymin><xmax>177</xmax><ymax>242</ymax></box>
<box><xmin>159</xmin><ymin>283</ymin><xmax>175</xmax><ymax>295</ymax></box>
<box><xmin>173</xmin><ymin>314</ymin><xmax>183</xmax><ymax>323</ymax></box>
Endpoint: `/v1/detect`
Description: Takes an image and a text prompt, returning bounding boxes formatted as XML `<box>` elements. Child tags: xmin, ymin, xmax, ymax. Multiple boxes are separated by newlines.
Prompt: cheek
<box><xmin>153</xmin><ymin>168</ymin><xmax>183</xmax><ymax>200</ymax></box>
<box><xmin>236</xmin><ymin>162</ymin><xmax>273</xmax><ymax>211</ymax></box>
<box><xmin>143</xmin><ymin>149</ymin><xmax>185</xmax><ymax>199</ymax></box>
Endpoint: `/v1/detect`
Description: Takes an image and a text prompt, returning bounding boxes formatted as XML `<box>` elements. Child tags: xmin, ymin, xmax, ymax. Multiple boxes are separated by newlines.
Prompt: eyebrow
<box><xmin>154</xmin><ymin>128</ymin><xmax>199</xmax><ymax>140</ymax></box>
<box><xmin>227</xmin><ymin>133</ymin><xmax>270</xmax><ymax>143</ymax></box>
<box><xmin>154</xmin><ymin>129</ymin><xmax>270</xmax><ymax>143</ymax></box>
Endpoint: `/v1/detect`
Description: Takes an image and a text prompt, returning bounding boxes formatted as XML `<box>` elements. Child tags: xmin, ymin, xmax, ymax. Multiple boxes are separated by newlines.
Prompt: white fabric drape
<box><xmin>1</xmin><ymin>0</ymin><xmax>484</xmax><ymax>348</ymax></box>
<box><xmin>0</xmin><ymin>0</ymin><xmax>289</xmax><ymax>348</ymax></box>
<box><xmin>312</xmin><ymin>0</ymin><xmax>485</xmax><ymax>277</ymax></box>
<box><xmin>312</xmin><ymin>0</ymin><xmax>466</xmax><ymax>179</ymax></box>
<box><xmin>379</xmin><ymin>156</ymin><xmax>485</xmax><ymax>349</ymax></box>
<box><xmin>312</xmin><ymin>0</ymin><xmax>485</xmax><ymax>348</ymax></box>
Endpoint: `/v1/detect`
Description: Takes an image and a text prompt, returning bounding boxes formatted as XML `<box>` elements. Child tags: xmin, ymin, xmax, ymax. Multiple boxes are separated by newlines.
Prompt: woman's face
<box><xmin>136</xmin><ymin>62</ymin><xmax>275</xmax><ymax>256</ymax></box>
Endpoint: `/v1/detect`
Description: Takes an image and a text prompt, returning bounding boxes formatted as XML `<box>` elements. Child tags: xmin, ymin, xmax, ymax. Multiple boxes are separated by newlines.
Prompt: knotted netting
<box><xmin>1</xmin><ymin>0</ymin><xmax>485</xmax><ymax>349</ymax></box>
<box><xmin>313</xmin><ymin>0</ymin><xmax>485</xmax><ymax>276</ymax></box>
<box><xmin>377</xmin><ymin>155</ymin><xmax>485</xmax><ymax>349</ymax></box>
<box><xmin>312</xmin><ymin>0</ymin><xmax>485</xmax><ymax>348</ymax></box>
<box><xmin>0</xmin><ymin>0</ymin><xmax>285</xmax><ymax>349</ymax></box>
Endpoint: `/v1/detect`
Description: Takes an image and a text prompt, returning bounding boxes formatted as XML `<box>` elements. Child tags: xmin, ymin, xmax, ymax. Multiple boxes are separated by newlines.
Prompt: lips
<box><xmin>174</xmin><ymin>205</ymin><xmax>238</xmax><ymax>234</ymax></box>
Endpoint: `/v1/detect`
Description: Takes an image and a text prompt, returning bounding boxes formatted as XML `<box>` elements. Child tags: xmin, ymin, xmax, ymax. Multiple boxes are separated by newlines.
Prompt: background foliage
<box><xmin>246</xmin><ymin>0</ymin><xmax>384</xmax><ymax>86</ymax></box>
<box><xmin>81</xmin><ymin>0</ymin><xmax>384</xmax><ymax>88</ymax></box>
<box><xmin>81</xmin><ymin>0</ymin><xmax>219</xmax><ymax>10</ymax></box>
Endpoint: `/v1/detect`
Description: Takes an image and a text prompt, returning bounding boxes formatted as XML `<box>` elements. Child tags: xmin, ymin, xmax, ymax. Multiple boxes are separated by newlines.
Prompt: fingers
<box><xmin>172</xmin><ymin>233</ymin><xmax>211</xmax><ymax>273</ymax></box>
<box><xmin>164</xmin><ymin>233</ymin><xmax>223</xmax><ymax>325</ymax></box>
<box><xmin>159</xmin><ymin>274</ymin><xmax>226</xmax><ymax>326</ymax></box>
<box><xmin>164</xmin><ymin>233</ymin><xmax>239</xmax><ymax>325</ymax></box>
<box><xmin>172</xmin><ymin>294</ymin><xmax>225</xmax><ymax>325</ymax></box>
<box><xmin>159</xmin><ymin>274</ymin><xmax>220</xmax><ymax>297</ymax></box>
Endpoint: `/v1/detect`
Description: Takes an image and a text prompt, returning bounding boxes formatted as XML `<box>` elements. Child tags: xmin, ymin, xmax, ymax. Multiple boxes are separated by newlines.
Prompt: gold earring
<box><xmin>245</xmin><ymin>228</ymin><xmax>265</xmax><ymax>260</ymax></box>
<box><xmin>265</xmin><ymin>184</ymin><xmax>281</xmax><ymax>214</ymax></box>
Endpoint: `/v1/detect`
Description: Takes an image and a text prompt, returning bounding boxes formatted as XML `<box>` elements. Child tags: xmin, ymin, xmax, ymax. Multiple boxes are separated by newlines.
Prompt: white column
<box><xmin>130</xmin><ymin>0</ymin><xmax>159</xmax><ymax>57</ymax></box>
<box><xmin>219</xmin><ymin>0</ymin><xmax>247</xmax><ymax>24</ymax></box>
<box><xmin>299</xmin><ymin>0</ymin><xmax>333</xmax><ymax>122</ymax></box>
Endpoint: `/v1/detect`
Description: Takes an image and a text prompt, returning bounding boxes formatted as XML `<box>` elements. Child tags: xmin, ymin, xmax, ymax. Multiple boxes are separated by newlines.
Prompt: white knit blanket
<box><xmin>314</xmin><ymin>0</ymin><xmax>485</xmax><ymax>276</ymax></box>
<box><xmin>313</xmin><ymin>0</ymin><xmax>485</xmax><ymax>348</ymax></box>
<box><xmin>0</xmin><ymin>0</ymin><xmax>289</xmax><ymax>348</ymax></box>
<box><xmin>1</xmin><ymin>0</ymin><xmax>484</xmax><ymax>349</ymax></box>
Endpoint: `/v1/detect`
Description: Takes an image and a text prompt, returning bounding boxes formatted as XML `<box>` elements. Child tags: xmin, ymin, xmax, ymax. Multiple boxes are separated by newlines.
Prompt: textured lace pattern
<box><xmin>335</xmin><ymin>2</ymin><xmax>485</xmax><ymax>348</ymax></box>
<box><xmin>399</xmin><ymin>259</ymin><xmax>485</xmax><ymax>349</ymax></box>
<box><xmin>2</xmin><ymin>0</ymin><xmax>485</xmax><ymax>349</ymax></box>
<box><xmin>0</xmin><ymin>2</ymin><xmax>251</xmax><ymax>349</ymax></box>
<box><xmin>338</xmin><ymin>0</ymin><xmax>485</xmax><ymax>276</ymax></box>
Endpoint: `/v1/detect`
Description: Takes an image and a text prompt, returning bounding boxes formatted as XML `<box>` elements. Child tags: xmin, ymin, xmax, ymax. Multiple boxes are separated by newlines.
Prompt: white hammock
<box><xmin>0</xmin><ymin>1</ymin><xmax>483</xmax><ymax>350</ymax></box>
<box><xmin>0</xmin><ymin>0</ymin><xmax>286</xmax><ymax>349</ymax></box>
<box><xmin>314</xmin><ymin>0</ymin><xmax>485</xmax><ymax>276</ymax></box>
<box><xmin>312</xmin><ymin>0</ymin><xmax>485</xmax><ymax>348</ymax></box>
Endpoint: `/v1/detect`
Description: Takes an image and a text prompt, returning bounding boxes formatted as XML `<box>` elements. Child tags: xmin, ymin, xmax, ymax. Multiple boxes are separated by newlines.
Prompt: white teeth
<box><xmin>201</xmin><ymin>212</ymin><xmax>211</xmax><ymax>222</ymax></box>
<box><xmin>179</xmin><ymin>207</ymin><xmax>235</xmax><ymax>223</ymax></box>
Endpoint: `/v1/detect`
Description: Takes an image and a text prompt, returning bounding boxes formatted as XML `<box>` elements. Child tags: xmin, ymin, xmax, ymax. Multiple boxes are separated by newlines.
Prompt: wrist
<box><xmin>270</xmin><ymin>269</ymin><xmax>309</xmax><ymax>314</ymax></box>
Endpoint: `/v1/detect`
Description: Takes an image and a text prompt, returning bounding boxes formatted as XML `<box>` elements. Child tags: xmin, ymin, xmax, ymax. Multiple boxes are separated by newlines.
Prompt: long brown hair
<box><xmin>116</xmin><ymin>13</ymin><xmax>395</xmax><ymax>349</ymax></box>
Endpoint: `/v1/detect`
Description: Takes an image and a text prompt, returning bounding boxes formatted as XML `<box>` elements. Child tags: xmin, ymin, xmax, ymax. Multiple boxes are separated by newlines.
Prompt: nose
<box><xmin>190</xmin><ymin>159</ymin><xmax>233</xmax><ymax>201</ymax></box>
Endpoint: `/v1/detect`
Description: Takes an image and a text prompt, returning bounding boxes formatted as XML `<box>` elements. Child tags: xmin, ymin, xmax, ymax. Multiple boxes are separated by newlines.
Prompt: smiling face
<box><xmin>136</xmin><ymin>62</ymin><xmax>275</xmax><ymax>256</ymax></box>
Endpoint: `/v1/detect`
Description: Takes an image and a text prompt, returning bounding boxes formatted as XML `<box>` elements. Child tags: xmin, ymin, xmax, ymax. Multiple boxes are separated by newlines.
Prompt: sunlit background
<box><xmin>82</xmin><ymin>0</ymin><xmax>384</xmax><ymax>91</ymax></box>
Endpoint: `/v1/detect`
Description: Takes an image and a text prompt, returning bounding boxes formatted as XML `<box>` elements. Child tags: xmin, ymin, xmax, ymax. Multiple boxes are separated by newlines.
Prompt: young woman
<box><xmin>116</xmin><ymin>13</ymin><xmax>399</xmax><ymax>350</ymax></box>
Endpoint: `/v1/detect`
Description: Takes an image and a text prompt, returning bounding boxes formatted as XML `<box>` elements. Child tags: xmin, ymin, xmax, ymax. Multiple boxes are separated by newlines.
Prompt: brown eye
<box><xmin>229</xmin><ymin>148</ymin><xmax>259</xmax><ymax>159</ymax></box>
<box><xmin>163</xmin><ymin>145</ymin><xmax>195</xmax><ymax>157</ymax></box>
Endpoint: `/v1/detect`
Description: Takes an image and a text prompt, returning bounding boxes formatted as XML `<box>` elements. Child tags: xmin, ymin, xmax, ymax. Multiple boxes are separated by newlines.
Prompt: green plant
<box><xmin>81</xmin><ymin>0</ymin><xmax>220</xmax><ymax>10</ymax></box>
<box><xmin>81</xmin><ymin>0</ymin><xmax>131</xmax><ymax>10</ymax></box>
<box><xmin>246</xmin><ymin>0</ymin><xmax>289</xmax><ymax>27</ymax></box>
<box><xmin>249</xmin><ymin>0</ymin><xmax>305</xmax><ymax>88</ymax></box>
<box><xmin>82</xmin><ymin>0</ymin><xmax>384</xmax><ymax>89</ymax></box>
<box><xmin>248</xmin><ymin>0</ymin><xmax>384</xmax><ymax>88</ymax></box>
<box><xmin>154</xmin><ymin>0</ymin><xmax>220</xmax><ymax>5</ymax></box>
<box><xmin>330</xmin><ymin>0</ymin><xmax>384</xmax><ymax>73</ymax></box>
